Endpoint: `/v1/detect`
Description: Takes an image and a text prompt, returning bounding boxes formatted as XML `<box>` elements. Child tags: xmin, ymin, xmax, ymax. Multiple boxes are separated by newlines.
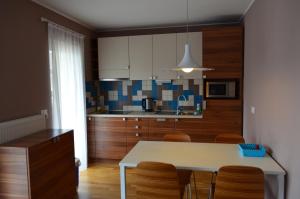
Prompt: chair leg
<box><xmin>186</xmin><ymin>184</ymin><xmax>192</xmax><ymax>199</ymax></box>
<box><xmin>186</xmin><ymin>185</ymin><xmax>189</xmax><ymax>199</ymax></box>
<box><xmin>192</xmin><ymin>172</ymin><xmax>198</xmax><ymax>199</ymax></box>
<box><xmin>208</xmin><ymin>172</ymin><xmax>216</xmax><ymax>199</ymax></box>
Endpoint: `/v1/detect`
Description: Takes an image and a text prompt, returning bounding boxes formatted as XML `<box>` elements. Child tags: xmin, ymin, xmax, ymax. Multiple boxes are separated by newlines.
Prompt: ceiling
<box><xmin>32</xmin><ymin>0</ymin><xmax>255</xmax><ymax>31</ymax></box>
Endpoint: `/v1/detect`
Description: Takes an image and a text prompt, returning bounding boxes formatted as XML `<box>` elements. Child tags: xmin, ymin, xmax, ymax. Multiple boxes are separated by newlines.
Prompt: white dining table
<box><xmin>119</xmin><ymin>141</ymin><xmax>286</xmax><ymax>199</ymax></box>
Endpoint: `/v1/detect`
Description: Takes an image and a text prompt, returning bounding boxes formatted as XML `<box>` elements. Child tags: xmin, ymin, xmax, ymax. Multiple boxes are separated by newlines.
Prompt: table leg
<box><xmin>120</xmin><ymin>165</ymin><xmax>127</xmax><ymax>199</ymax></box>
<box><xmin>277</xmin><ymin>174</ymin><xmax>285</xmax><ymax>199</ymax></box>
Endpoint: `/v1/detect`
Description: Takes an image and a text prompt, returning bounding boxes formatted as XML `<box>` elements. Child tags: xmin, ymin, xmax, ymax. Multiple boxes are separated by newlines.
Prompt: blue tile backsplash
<box><xmin>86</xmin><ymin>79</ymin><xmax>203</xmax><ymax>112</ymax></box>
<box><xmin>85</xmin><ymin>81</ymin><xmax>98</xmax><ymax>112</ymax></box>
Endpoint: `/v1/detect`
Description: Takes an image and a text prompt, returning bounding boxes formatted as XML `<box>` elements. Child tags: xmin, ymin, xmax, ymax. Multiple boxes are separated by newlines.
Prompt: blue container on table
<box><xmin>238</xmin><ymin>144</ymin><xmax>266</xmax><ymax>157</ymax></box>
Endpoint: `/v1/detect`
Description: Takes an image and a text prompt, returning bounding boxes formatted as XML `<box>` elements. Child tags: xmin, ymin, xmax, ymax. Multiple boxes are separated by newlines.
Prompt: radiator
<box><xmin>0</xmin><ymin>114</ymin><xmax>46</xmax><ymax>144</ymax></box>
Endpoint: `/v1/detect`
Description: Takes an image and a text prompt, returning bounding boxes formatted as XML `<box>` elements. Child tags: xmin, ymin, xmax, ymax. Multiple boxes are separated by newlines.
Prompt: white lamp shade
<box><xmin>178</xmin><ymin>44</ymin><xmax>198</xmax><ymax>68</ymax></box>
<box><xmin>174</xmin><ymin>43</ymin><xmax>214</xmax><ymax>73</ymax></box>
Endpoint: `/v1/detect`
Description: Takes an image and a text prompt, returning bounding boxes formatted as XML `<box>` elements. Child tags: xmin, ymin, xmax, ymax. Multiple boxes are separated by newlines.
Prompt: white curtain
<box><xmin>48</xmin><ymin>23</ymin><xmax>87</xmax><ymax>170</ymax></box>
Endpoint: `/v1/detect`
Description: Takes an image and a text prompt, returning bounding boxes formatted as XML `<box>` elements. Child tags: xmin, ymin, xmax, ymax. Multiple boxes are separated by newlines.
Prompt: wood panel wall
<box><xmin>201</xmin><ymin>26</ymin><xmax>244</xmax><ymax>136</ymax></box>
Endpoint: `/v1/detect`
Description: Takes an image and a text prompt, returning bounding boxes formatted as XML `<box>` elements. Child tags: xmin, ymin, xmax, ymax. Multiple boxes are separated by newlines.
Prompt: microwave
<box><xmin>204</xmin><ymin>79</ymin><xmax>239</xmax><ymax>99</ymax></box>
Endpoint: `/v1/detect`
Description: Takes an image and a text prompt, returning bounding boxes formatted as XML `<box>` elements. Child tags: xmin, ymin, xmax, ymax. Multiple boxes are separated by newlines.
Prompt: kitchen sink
<box><xmin>96</xmin><ymin>110</ymin><xmax>130</xmax><ymax>114</ymax></box>
<box><xmin>154</xmin><ymin>111</ymin><xmax>175</xmax><ymax>115</ymax></box>
<box><xmin>155</xmin><ymin>111</ymin><xmax>196</xmax><ymax>116</ymax></box>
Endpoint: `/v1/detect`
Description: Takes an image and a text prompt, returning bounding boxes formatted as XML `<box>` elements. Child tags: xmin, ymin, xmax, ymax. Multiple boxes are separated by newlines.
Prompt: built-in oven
<box><xmin>204</xmin><ymin>79</ymin><xmax>239</xmax><ymax>99</ymax></box>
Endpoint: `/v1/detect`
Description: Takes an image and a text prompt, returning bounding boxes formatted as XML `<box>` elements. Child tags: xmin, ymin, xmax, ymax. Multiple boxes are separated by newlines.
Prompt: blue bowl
<box><xmin>238</xmin><ymin>144</ymin><xmax>266</xmax><ymax>157</ymax></box>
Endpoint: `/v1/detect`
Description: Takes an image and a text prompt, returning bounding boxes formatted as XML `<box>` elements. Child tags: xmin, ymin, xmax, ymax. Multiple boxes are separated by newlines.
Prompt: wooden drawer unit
<box><xmin>94</xmin><ymin>117</ymin><xmax>127</xmax><ymax>159</ymax></box>
<box><xmin>0</xmin><ymin>129</ymin><xmax>76</xmax><ymax>199</ymax></box>
<box><xmin>148</xmin><ymin>118</ymin><xmax>175</xmax><ymax>141</ymax></box>
<box><xmin>126</xmin><ymin>118</ymin><xmax>149</xmax><ymax>152</ymax></box>
<box><xmin>94</xmin><ymin>117</ymin><xmax>127</xmax><ymax>128</ymax></box>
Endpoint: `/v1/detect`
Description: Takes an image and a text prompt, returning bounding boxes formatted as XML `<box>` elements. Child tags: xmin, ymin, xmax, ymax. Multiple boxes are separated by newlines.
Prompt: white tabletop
<box><xmin>119</xmin><ymin>141</ymin><xmax>285</xmax><ymax>175</ymax></box>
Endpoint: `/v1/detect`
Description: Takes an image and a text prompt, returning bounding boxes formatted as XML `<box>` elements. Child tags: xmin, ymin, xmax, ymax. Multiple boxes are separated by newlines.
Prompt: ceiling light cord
<box><xmin>186</xmin><ymin>0</ymin><xmax>189</xmax><ymax>42</ymax></box>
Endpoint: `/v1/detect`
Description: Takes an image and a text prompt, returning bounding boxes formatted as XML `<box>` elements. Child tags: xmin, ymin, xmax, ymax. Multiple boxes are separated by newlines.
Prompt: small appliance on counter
<box><xmin>142</xmin><ymin>97</ymin><xmax>154</xmax><ymax>112</ymax></box>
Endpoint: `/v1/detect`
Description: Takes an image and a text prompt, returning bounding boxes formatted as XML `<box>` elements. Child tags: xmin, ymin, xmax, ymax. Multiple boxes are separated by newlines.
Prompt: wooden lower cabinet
<box><xmin>0</xmin><ymin>129</ymin><xmax>76</xmax><ymax>199</ymax></box>
<box><xmin>87</xmin><ymin>117</ymin><xmax>96</xmax><ymax>159</ymax></box>
<box><xmin>94</xmin><ymin>117</ymin><xmax>127</xmax><ymax>159</ymax></box>
<box><xmin>175</xmin><ymin>118</ymin><xmax>216</xmax><ymax>142</ymax></box>
<box><xmin>87</xmin><ymin>116</ymin><xmax>242</xmax><ymax>160</ymax></box>
<box><xmin>87</xmin><ymin>117</ymin><xmax>177</xmax><ymax>160</ymax></box>
<box><xmin>148</xmin><ymin>118</ymin><xmax>175</xmax><ymax>141</ymax></box>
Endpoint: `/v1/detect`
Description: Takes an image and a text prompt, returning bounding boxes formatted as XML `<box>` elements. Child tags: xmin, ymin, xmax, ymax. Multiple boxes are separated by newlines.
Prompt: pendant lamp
<box><xmin>175</xmin><ymin>0</ymin><xmax>213</xmax><ymax>73</ymax></box>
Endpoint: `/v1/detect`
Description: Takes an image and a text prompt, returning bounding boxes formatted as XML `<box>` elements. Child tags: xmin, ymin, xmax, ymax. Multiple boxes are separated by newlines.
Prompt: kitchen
<box><xmin>86</xmin><ymin>25</ymin><xmax>243</xmax><ymax>160</ymax></box>
<box><xmin>0</xmin><ymin>0</ymin><xmax>299</xmax><ymax>199</ymax></box>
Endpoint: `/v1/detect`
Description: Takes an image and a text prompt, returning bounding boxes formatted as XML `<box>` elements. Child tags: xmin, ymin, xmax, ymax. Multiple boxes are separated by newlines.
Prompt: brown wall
<box><xmin>244</xmin><ymin>0</ymin><xmax>300</xmax><ymax>198</ymax></box>
<box><xmin>0</xmin><ymin>0</ymin><xmax>96</xmax><ymax>122</ymax></box>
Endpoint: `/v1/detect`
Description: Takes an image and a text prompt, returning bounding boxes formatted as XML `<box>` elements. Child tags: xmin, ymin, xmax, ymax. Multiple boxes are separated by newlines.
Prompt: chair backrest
<box><xmin>135</xmin><ymin>161</ymin><xmax>181</xmax><ymax>199</ymax></box>
<box><xmin>215</xmin><ymin>134</ymin><xmax>245</xmax><ymax>144</ymax></box>
<box><xmin>163</xmin><ymin>133</ymin><xmax>191</xmax><ymax>142</ymax></box>
<box><xmin>214</xmin><ymin>166</ymin><xmax>264</xmax><ymax>199</ymax></box>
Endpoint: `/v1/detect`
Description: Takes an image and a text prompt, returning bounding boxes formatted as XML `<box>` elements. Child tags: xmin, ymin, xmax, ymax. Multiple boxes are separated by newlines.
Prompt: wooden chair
<box><xmin>135</xmin><ymin>161</ymin><xmax>182</xmax><ymax>199</ymax></box>
<box><xmin>163</xmin><ymin>133</ymin><xmax>193</xmax><ymax>199</ymax></box>
<box><xmin>163</xmin><ymin>133</ymin><xmax>191</xmax><ymax>142</ymax></box>
<box><xmin>214</xmin><ymin>134</ymin><xmax>245</xmax><ymax>144</ymax></box>
<box><xmin>209</xmin><ymin>134</ymin><xmax>246</xmax><ymax>198</ymax></box>
<box><xmin>214</xmin><ymin>166</ymin><xmax>264</xmax><ymax>199</ymax></box>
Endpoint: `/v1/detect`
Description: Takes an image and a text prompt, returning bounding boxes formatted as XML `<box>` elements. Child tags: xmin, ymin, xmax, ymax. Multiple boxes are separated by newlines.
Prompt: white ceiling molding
<box><xmin>240</xmin><ymin>0</ymin><xmax>256</xmax><ymax>21</ymax></box>
<box><xmin>31</xmin><ymin>0</ymin><xmax>95</xmax><ymax>30</ymax></box>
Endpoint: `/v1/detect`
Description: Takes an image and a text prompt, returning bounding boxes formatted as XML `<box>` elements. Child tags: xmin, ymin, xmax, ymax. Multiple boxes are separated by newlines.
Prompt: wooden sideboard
<box><xmin>0</xmin><ymin>129</ymin><xmax>76</xmax><ymax>199</ymax></box>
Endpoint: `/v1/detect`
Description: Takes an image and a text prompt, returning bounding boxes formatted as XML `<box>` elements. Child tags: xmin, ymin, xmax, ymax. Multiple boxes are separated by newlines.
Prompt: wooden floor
<box><xmin>77</xmin><ymin>160</ymin><xmax>213</xmax><ymax>199</ymax></box>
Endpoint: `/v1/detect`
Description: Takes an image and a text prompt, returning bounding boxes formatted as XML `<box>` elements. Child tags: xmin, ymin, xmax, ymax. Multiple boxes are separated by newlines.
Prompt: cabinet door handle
<box><xmin>123</xmin><ymin>118</ymin><xmax>126</xmax><ymax>121</ymax></box>
<box><xmin>88</xmin><ymin>117</ymin><xmax>92</xmax><ymax>121</ymax></box>
<box><xmin>175</xmin><ymin>119</ymin><xmax>179</xmax><ymax>122</ymax></box>
<box><xmin>135</xmin><ymin>133</ymin><xmax>140</xmax><ymax>137</ymax></box>
<box><xmin>135</xmin><ymin>118</ymin><xmax>139</xmax><ymax>121</ymax></box>
<box><xmin>135</xmin><ymin>125</ymin><xmax>139</xmax><ymax>129</ymax></box>
<box><xmin>156</xmin><ymin>118</ymin><xmax>166</xmax><ymax>122</ymax></box>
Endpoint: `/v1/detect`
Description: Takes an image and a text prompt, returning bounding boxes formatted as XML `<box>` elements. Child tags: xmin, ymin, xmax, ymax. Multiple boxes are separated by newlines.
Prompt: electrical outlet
<box><xmin>41</xmin><ymin>109</ymin><xmax>48</xmax><ymax>119</ymax></box>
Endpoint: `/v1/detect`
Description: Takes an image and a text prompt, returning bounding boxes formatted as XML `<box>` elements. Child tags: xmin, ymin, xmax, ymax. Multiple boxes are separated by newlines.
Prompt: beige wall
<box><xmin>0</xmin><ymin>0</ymin><xmax>96</xmax><ymax>122</ymax></box>
<box><xmin>244</xmin><ymin>0</ymin><xmax>300</xmax><ymax>198</ymax></box>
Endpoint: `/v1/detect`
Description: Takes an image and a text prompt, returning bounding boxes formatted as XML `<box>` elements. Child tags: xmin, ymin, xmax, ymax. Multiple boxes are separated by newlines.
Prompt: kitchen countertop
<box><xmin>87</xmin><ymin>111</ymin><xmax>203</xmax><ymax>119</ymax></box>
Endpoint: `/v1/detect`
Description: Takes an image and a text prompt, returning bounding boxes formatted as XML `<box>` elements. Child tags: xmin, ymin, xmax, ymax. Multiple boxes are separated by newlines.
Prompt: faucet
<box><xmin>177</xmin><ymin>95</ymin><xmax>187</xmax><ymax>115</ymax></box>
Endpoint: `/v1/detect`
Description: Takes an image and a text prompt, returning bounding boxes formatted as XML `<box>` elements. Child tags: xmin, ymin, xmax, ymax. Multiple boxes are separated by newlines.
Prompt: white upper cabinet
<box><xmin>98</xmin><ymin>36</ymin><xmax>129</xmax><ymax>79</ymax></box>
<box><xmin>129</xmin><ymin>35</ymin><xmax>153</xmax><ymax>80</ymax></box>
<box><xmin>176</xmin><ymin>32</ymin><xmax>203</xmax><ymax>79</ymax></box>
<box><xmin>98</xmin><ymin>32</ymin><xmax>203</xmax><ymax>80</ymax></box>
<box><xmin>153</xmin><ymin>34</ymin><xmax>178</xmax><ymax>80</ymax></box>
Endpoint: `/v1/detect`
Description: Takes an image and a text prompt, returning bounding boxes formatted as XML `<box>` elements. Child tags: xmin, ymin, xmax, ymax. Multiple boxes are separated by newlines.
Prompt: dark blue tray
<box><xmin>238</xmin><ymin>144</ymin><xmax>266</xmax><ymax>157</ymax></box>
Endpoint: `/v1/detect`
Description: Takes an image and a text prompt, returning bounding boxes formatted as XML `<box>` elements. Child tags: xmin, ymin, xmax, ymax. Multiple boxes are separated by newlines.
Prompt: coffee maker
<box><xmin>142</xmin><ymin>98</ymin><xmax>154</xmax><ymax>112</ymax></box>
